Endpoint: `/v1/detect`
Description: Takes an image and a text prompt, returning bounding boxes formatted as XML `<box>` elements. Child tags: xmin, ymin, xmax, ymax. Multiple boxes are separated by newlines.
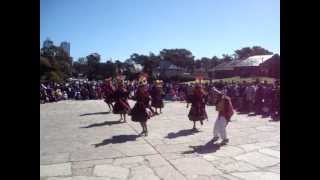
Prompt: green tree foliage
<box><xmin>234</xmin><ymin>46</ymin><xmax>273</xmax><ymax>60</ymax></box>
<box><xmin>127</xmin><ymin>53</ymin><xmax>160</xmax><ymax>77</ymax></box>
<box><xmin>221</xmin><ymin>54</ymin><xmax>233</xmax><ymax>62</ymax></box>
<box><xmin>86</xmin><ymin>53</ymin><xmax>101</xmax><ymax>80</ymax></box>
<box><xmin>211</xmin><ymin>56</ymin><xmax>220</xmax><ymax>67</ymax></box>
<box><xmin>41</xmin><ymin>45</ymin><xmax>275</xmax><ymax>82</ymax></box>
<box><xmin>159</xmin><ymin>49</ymin><xmax>194</xmax><ymax>68</ymax></box>
<box><xmin>40</xmin><ymin>45</ymin><xmax>73</xmax><ymax>82</ymax></box>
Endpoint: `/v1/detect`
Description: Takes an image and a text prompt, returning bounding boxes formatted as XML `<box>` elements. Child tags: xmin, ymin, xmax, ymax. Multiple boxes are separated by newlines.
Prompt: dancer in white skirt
<box><xmin>212</xmin><ymin>88</ymin><xmax>234</xmax><ymax>145</ymax></box>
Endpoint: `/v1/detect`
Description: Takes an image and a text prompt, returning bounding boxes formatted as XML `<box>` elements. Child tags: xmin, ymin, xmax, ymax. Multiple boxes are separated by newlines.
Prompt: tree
<box><xmin>199</xmin><ymin>57</ymin><xmax>212</xmax><ymax>71</ymax></box>
<box><xmin>129</xmin><ymin>53</ymin><xmax>148</xmax><ymax>65</ymax></box>
<box><xmin>211</xmin><ymin>56</ymin><xmax>220</xmax><ymax>67</ymax></box>
<box><xmin>86</xmin><ymin>53</ymin><xmax>101</xmax><ymax>80</ymax></box>
<box><xmin>251</xmin><ymin>46</ymin><xmax>273</xmax><ymax>55</ymax></box>
<box><xmin>221</xmin><ymin>54</ymin><xmax>233</xmax><ymax>62</ymax></box>
<box><xmin>234</xmin><ymin>46</ymin><xmax>273</xmax><ymax>60</ymax></box>
<box><xmin>47</xmin><ymin>71</ymin><xmax>63</xmax><ymax>83</ymax></box>
<box><xmin>78</xmin><ymin>57</ymin><xmax>87</xmax><ymax>64</ymax></box>
<box><xmin>40</xmin><ymin>45</ymin><xmax>73</xmax><ymax>82</ymax></box>
<box><xmin>40</xmin><ymin>57</ymin><xmax>53</xmax><ymax>78</ymax></box>
<box><xmin>159</xmin><ymin>49</ymin><xmax>194</xmax><ymax>68</ymax></box>
<box><xmin>127</xmin><ymin>53</ymin><xmax>160</xmax><ymax>77</ymax></box>
<box><xmin>87</xmin><ymin>53</ymin><xmax>100</xmax><ymax>64</ymax></box>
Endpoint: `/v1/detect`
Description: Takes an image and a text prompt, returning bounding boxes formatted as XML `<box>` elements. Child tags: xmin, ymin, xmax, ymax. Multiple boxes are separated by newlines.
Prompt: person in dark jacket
<box><xmin>187</xmin><ymin>82</ymin><xmax>208</xmax><ymax>130</ymax></box>
<box><xmin>130</xmin><ymin>74</ymin><xmax>154</xmax><ymax>136</ymax></box>
<box><xmin>103</xmin><ymin>78</ymin><xmax>115</xmax><ymax>112</ymax></box>
<box><xmin>150</xmin><ymin>80</ymin><xmax>164</xmax><ymax>114</ymax></box>
<box><xmin>113</xmin><ymin>76</ymin><xmax>131</xmax><ymax>122</ymax></box>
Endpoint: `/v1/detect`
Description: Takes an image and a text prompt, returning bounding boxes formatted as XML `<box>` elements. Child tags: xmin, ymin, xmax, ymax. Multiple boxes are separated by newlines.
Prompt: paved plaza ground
<box><xmin>40</xmin><ymin>100</ymin><xmax>280</xmax><ymax>180</ymax></box>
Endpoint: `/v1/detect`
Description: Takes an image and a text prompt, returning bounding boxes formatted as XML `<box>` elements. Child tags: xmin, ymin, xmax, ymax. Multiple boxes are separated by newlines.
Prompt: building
<box><xmin>208</xmin><ymin>55</ymin><xmax>278</xmax><ymax>79</ymax></box>
<box><xmin>233</xmin><ymin>55</ymin><xmax>274</xmax><ymax>77</ymax></box>
<box><xmin>154</xmin><ymin>60</ymin><xmax>188</xmax><ymax>78</ymax></box>
<box><xmin>43</xmin><ymin>38</ymin><xmax>53</xmax><ymax>48</ymax></box>
<box><xmin>193</xmin><ymin>67</ymin><xmax>209</xmax><ymax>79</ymax></box>
<box><xmin>260</xmin><ymin>54</ymin><xmax>280</xmax><ymax>78</ymax></box>
<box><xmin>60</xmin><ymin>41</ymin><xmax>70</xmax><ymax>55</ymax></box>
<box><xmin>208</xmin><ymin>60</ymin><xmax>240</xmax><ymax>79</ymax></box>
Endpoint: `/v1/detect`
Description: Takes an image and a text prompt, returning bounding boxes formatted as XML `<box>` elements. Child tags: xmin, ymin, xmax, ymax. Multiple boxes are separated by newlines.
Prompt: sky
<box><xmin>40</xmin><ymin>0</ymin><xmax>280</xmax><ymax>62</ymax></box>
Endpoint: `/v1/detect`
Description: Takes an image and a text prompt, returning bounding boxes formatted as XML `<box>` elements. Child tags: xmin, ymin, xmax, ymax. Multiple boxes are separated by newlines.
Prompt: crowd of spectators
<box><xmin>40</xmin><ymin>79</ymin><xmax>280</xmax><ymax>120</ymax></box>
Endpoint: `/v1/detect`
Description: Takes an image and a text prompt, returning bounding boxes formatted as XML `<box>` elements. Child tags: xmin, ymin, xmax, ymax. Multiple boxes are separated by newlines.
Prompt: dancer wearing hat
<box><xmin>113</xmin><ymin>76</ymin><xmax>131</xmax><ymax>122</ymax></box>
<box><xmin>212</xmin><ymin>87</ymin><xmax>234</xmax><ymax>145</ymax></box>
<box><xmin>103</xmin><ymin>77</ymin><xmax>115</xmax><ymax>112</ymax></box>
<box><xmin>150</xmin><ymin>80</ymin><xmax>164</xmax><ymax>115</ymax></box>
<box><xmin>130</xmin><ymin>74</ymin><xmax>154</xmax><ymax>136</ymax></box>
<box><xmin>187</xmin><ymin>78</ymin><xmax>208</xmax><ymax>130</ymax></box>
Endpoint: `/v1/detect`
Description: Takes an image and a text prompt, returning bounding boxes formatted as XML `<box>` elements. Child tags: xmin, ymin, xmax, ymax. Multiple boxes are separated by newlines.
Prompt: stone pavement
<box><xmin>40</xmin><ymin>100</ymin><xmax>280</xmax><ymax>180</ymax></box>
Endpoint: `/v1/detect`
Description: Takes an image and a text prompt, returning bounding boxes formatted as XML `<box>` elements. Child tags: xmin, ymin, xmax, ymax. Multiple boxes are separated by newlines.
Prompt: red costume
<box><xmin>113</xmin><ymin>85</ymin><xmax>131</xmax><ymax>114</ymax></box>
<box><xmin>150</xmin><ymin>86</ymin><xmax>164</xmax><ymax>108</ymax></box>
<box><xmin>216</xmin><ymin>95</ymin><xmax>234</xmax><ymax>122</ymax></box>
<box><xmin>188</xmin><ymin>86</ymin><xmax>208</xmax><ymax>121</ymax></box>
<box><xmin>103</xmin><ymin>83</ymin><xmax>115</xmax><ymax>104</ymax></box>
<box><xmin>130</xmin><ymin>87</ymin><xmax>152</xmax><ymax>122</ymax></box>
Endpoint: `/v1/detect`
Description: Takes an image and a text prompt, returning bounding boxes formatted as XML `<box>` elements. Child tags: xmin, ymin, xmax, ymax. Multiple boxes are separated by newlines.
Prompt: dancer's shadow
<box><xmin>80</xmin><ymin>120</ymin><xmax>122</xmax><ymax>128</ymax></box>
<box><xmin>237</xmin><ymin>111</ymin><xmax>248</xmax><ymax>115</ymax></box>
<box><xmin>80</xmin><ymin>112</ymin><xmax>111</xmax><ymax>116</ymax></box>
<box><xmin>182</xmin><ymin>141</ymin><xmax>221</xmax><ymax>154</ymax></box>
<box><xmin>165</xmin><ymin>129</ymin><xmax>201</xmax><ymax>139</ymax></box>
<box><xmin>261</xmin><ymin>114</ymin><xmax>270</xmax><ymax>118</ymax></box>
<box><xmin>93</xmin><ymin>135</ymin><xmax>139</xmax><ymax>148</ymax></box>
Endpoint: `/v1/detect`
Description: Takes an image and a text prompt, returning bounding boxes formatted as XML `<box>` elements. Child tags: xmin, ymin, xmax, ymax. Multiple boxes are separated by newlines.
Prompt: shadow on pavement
<box><xmin>182</xmin><ymin>141</ymin><xmax>221</xmax><ymax>154</ymax></box>
<box><xmin>237</xmin><ymin>111</ymin><xmax>248</xmax><ymax>115</ymax></box>
<box><xmin>80</xmin><ymin>120</ymin><xmax>123</xmax><ymax>128</ymax></box>
<box><xmin>165</xmin><ymin>129</ymin><xmax>200</xmax><ymax>139</ymax></box>
<box><xmin>80</xmin><ymin>112</ymin><xmax>111</xmax><ymax>116</ymax></box>
<box><xmin>261</xmin><ymin>115</ymin><xmax>270</xmax><ymax>118</ymax></box>
<box><xmin>93</xmin><ymin>135</ymin><xmax>140</xmax><ymax>148</ymax></box>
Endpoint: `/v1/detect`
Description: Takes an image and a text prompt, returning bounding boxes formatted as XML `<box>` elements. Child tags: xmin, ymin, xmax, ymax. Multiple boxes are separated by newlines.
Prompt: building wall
<box><xmin>260</xmin><ymin>56</ymin><xmax>280</xmax><ymax>78</ymax></box>
<box><xmin>165</xmin><ymin>69</ymin><xmax>184</xmax><ymax>78</ymax></box>
<box><xmin>193</xmin><ymin>69</ymin><xmax>208</xmax><ymax>79</ymax></box>
<box><xmin>233</xmin><ymin>67</ymin><xmax>260</xmax><ymax>77</ymax></box>
<box><xmin>214</xmin><ymin>70</ymin><xmax>235</xmax><ymax>79</ymax></box>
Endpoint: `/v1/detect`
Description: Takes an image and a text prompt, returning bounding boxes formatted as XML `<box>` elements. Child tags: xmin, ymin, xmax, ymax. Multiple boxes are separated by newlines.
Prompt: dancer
<box><xmin>187</xmin><ymin>79</ymin><xmax>208</xmax><ymax>130</ymax></box>
<box><xmin>212</xmin><ymin>88</ymin><xmax>234</xmax><ymax>145</ymax></box>
<box><xmin>113</xmin><ymin>76</ymin><xmax>131</xmax><ymax>122</ymax></box>
<box><xmin>103</xmin><ymin>77</ymin><xmax>115</xmax><ymax>112</ymax></box>
<box><xmin>130</xmin><ymin>74</ymin><xmax>154</xmax><ymax>136</ymax></box>
<box><xmin>150</xmin><ymin>80</ymin><xmax>164</xmax><ymax>114</ymax></box>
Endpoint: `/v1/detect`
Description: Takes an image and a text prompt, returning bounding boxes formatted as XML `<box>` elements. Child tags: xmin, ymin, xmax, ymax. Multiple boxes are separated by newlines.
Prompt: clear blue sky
<box><xmin>40</xmin><ymin>0</ymin><xmax>279</xmax><ymax>62</ymax></box>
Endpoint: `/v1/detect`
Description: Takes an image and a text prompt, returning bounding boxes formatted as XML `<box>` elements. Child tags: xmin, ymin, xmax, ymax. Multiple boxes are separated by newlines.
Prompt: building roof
<box><xmin>235</xmin><ymin>55</ymin><xmax>273</xmax><ymax>67</ymax></box>
<box><xmin>209</xmin><ymin>60</ymin><xmax>241</xmax><ymax>71</ymax></box>
<box><xmin>260</xmin><ymin>54</ymin><xmax>280</xmax><ymax>66</ymax></box>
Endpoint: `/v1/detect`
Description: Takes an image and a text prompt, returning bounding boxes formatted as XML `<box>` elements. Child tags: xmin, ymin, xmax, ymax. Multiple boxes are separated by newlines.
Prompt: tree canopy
<box><xmin>40</xmin><ymin>45</ymin><xmax>276</xmax><ymax>82</ymax></box>
<box><xmin>234</xmin><ymin>46</ymin><xmax>273</xmax><ymax>60</ymax></box>
<box><xmin>40</xmin><ymin>45</ymin><xmax>73</xmax><ymax>82</ymax></box>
